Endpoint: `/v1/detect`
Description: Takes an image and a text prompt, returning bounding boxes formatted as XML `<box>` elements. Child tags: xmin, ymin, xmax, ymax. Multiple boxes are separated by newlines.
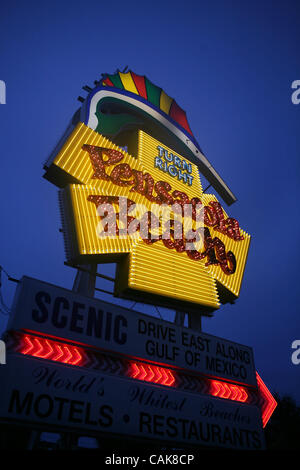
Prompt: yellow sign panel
<box><xmin>48</xmin><ymin>124</ymin><xmax>250</xmax><ymax>314</ymax></box>
<box><xmin>59</xmin><ymin>184</ymin><xmax>220</xmax><ymax>312</ymax></box>
<box><xmin>200</xmin><ymin>193</ymin><xmax>250</xmax><ymax>298</ymax></box>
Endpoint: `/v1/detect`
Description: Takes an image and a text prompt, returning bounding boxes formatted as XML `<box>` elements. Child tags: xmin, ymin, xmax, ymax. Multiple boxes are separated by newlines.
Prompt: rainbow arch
<box><xmin>101</xmin><ymin>70</ymin><xmax>193</xmax><ymax>138</ymax></box>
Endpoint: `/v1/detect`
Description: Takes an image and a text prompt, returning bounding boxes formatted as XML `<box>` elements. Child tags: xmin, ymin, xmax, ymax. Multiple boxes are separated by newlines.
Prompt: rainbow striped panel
<box><xmin>101</xmin><ymin>70</ymin><xmax>194</xmax><ymax>137</ymax></box>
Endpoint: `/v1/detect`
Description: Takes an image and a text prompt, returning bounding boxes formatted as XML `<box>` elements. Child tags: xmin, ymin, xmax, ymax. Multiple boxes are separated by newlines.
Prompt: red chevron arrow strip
<box><xmin>19</xmin><ymin>335</ymin><xmax>84</xmax><ymax>366</ymax></box>
<box><xmin>9</xmin><ymin>331</ymin><xmax>277</xmax><ymax>426</ymax></box>
<box><xmin>129</xmin><ymin>362</ymin><xmax>176</xmax><ymax>387</ymax></box>
<box><xmin>210</xmin><ymin>380</ymin><xmax>248</xmax><ymax>403</ymax></box>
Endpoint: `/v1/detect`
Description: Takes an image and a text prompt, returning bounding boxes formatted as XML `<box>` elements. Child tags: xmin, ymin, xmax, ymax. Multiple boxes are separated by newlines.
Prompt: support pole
<box><xmin>174</xmin><ymin>311</ymin><xmax>185</xmax><ymax>327</ymax></box>
<box><xmin>188</xmin><ymin>312</ymin><xmax>202</xmax><ymax>332</ymax></box>
<box><xmin>27</xmin><ymin>430</ymin><xmax>39</xmax><ymax>450</ymax></box>
<box><xmin>72</xmin><ymin>264</ymin><xmax>97</xmax><ymax>297</ymax></box>
<box><xmin>174</xmin><ymin>311</ymin><xmax>202</xmax><ymax>332</ymax></box>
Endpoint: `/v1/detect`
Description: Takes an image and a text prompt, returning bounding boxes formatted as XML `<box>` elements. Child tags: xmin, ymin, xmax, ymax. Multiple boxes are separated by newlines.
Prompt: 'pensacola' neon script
<box><xmin>83</xmin><ymin>145</ymin><xmax>245</xmax><ymax>275</ymax></box>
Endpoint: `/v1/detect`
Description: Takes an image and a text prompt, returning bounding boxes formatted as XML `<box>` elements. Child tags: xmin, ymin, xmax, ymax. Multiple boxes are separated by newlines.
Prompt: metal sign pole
<box><xmin>175</xmin><ymin>311</ymin><xmax>202</xmax><ymax>332</ymax></box>
<box><xmin>174</xmin><ymin>311</ymin><xmax>185</xmax><ymax>327</ymax></box>
<box><xmin>72</xmin><ymin>264</ymin><xmax>97</xmax><ymax>297</ymax></box>
<box><xmin>188</xmin><ymin>312</ymin><xmax>202</xmax><ymax>332</ymax></box>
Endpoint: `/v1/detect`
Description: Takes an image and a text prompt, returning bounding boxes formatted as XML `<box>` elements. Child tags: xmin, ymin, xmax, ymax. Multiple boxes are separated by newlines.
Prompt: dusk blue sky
<box><xmin>0</xmin><ymin>0</ymin><xmax>299</xmax><ymax>405</ymax></box>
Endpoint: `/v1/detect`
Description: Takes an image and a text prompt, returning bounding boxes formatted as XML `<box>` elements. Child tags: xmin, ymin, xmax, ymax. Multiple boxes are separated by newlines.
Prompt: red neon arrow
<box><xmin>62</xmin><ymin>346</ymin><xmax>72</xmax><ymax>363</ymax></box>
<box><xmin>230</xmin><ymin>385</ymin><xmax>239</xmax><ymax>401</ymax></box>
<box><xmin>223</xmin><ymin>383</ymin><xmax>231</xmax><ymax>399</ymax></box>
<box><xmin>131</xmin><ymin>363</ymin><xmax>140</xmax><ymax>378</ymax></box>
<box><xmin>129</xmin><ymin>362</ymin><xmax>175</xmax><ymax>387</ymax></box>
<box><xmin>211</xmin><ymin>380</ymin><xmax>222</xmax><ymax>397</ymax></box>
<box><xmin>240</xmin><ymin>387</ymin><xmax>248</xmax><ymax>403</ymax></box>
<box><xmin>38</xmin><ymin>339</ymin><xmax>53</xmax><ymax>359</ymax></box>
<box><xmin>20</xmin><ymin>335</ymin><xmax>84</xmax><ymax>367</ymax></box>
<box><xmin>139</xmin><ymin>364</ymin><xmax>147</xmax><ymax>381</ymax></box>
<box><xmin>147</xmin><ymin>365</ymin><xmax>155</xmax><ymax>382</ymax></box>
<box><xmin>256</xmin><ymin>372</ymin><xmax>277</xmax><ymax>428</ymax></box>
<box><xmin>161</xmin><ymin>368</ymin><xmax>169</xmax><ymax>385</ymax></box>
<box><xmin>71</xmin><ymin>347</ymin><xmax>83</xmax><ymax>366</ymax></box>
<box><xmin>166</xmin><ymin>369</ymin><xmax>176</xmax><ymax>386</ymax></box>
<box><xmin>21</xmin><ymin>336</ymin><xmax>35</xmax><ymax>355</ymax></box>
<box><xmin>210</xmin><ymin>380</ymin><xmax>248</xmax><ymax>403</ymax></box>
<box><xmin>31</xmin><ymin>338</ymin><xmax>43</xmax><ymax>357</ymax></box>
<box><xmin>52</xmin><ymin>343</ymin><xmax>64</xmax><ymax>362</ymax></box>
<box><xmin>154</xmin><ymin>366</ymin><xmax>162</xmax><ymax>383</ymax></box>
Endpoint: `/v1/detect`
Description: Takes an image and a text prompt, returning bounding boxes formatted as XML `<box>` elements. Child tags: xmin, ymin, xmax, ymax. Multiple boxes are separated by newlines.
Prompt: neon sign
<box><xmin>83</xmin><ymin>144</ymin><xmax>241</xmax><ymax>275</ymax></box>
<box><xmin>49</xmin><ymin>125</ymin><xmax>250</xmax><ymax>313</ymax></box>
<box><xmin>44</xmin><ymin>70</ymin><xmax>250</xmax><ymax>313</ymax></box>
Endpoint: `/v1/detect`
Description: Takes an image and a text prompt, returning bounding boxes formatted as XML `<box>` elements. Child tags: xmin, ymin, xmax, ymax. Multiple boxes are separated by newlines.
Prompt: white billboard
<box><xmin>7</xmin><ymin>276</ymin><xmax>257</xmax><ymax>386</ymax></box>
<box><xmin>0</xmin><ymin>354</ymin><xmax>265</xmax><ymax>450</ymax></box>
